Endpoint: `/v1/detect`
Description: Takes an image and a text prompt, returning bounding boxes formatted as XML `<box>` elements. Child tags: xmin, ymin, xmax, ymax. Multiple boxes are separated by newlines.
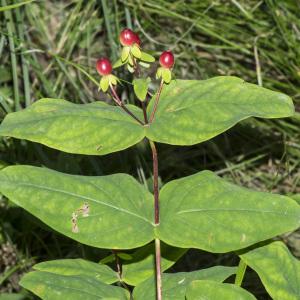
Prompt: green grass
<box><xmin>0</xmin><ymin>0</ymin><xmax>299</xmax><ymax>298</ymax></box>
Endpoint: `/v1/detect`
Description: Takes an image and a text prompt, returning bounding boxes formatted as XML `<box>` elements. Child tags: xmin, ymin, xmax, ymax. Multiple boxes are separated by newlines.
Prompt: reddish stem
<box><xmin>142</xmin><ymin>101</ymin><xmax>148</xmax><ymax>124</ymax></box>
<box><xmin>149</xmin><ymin>80</ymin><xmax>164</xmax><ymax>123</ymax></box>
<box><xmin>149</xmin><ymin>140</ymin><xmax>162</xmax><ymax>300</ymax></box>
<box><xmin>110</xmin><ymin>85</ymin><xmax>144</xmax><ymax>126</ymax></box>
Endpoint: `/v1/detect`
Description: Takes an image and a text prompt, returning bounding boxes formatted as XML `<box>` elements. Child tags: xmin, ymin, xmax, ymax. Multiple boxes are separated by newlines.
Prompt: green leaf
<box><xmin>122</xmin><ymin>242</ymin><xmax>186</xmax><ymax>286</ymax></box>
<box><xmin>291</xmin><ymin>194</ymin><xmax>300</xmax><ymax>205</ymax></box>
<box><xmin>140</xmin><ymin>52</ymin><xmax>155</xmax><ymax>63</ymax></box>
<box><xmin>0</xmin><ymin>165</ymin><xmax>154</xmax><ymax>249</ymax></box>
<box><xmin>133</xmin><ymin>78</ymin><xmax>151</xmax><ymax>101</ymax></box>
<box><xmin>0</xmin><ymin>294</ymin><xmax>26</xmax><ymax>300</ymax></box>
<box><xmin>185</xmin><ymin>280</ymin><xmax>256</xmax><ymax>300</ymax></box>
<box><xmin>117</xmin><ymin>253</ymin><xmax>132</xmax><ymax>260</ymax></box>
<box><xmin>121</xmin><ymin>46</ymin><xmax>130</xmax><ymax>62</ymax></box>
<box><xmin>0</xmin><ymin>99</ymin><xmax>145</xmax><ymax>155</ymax></box>
<box><xmin>33</xmin><ymin>259</ymin><xmax>118</xmax><ymax>284</ymax></box>
<box><xmin>133</xmin><ymin>266</ymin><xmax>236</xmax><ymax>300</ymax></box>
<box><xmin>239</xmin><ymin>241</ymin><xmax>300</xmax><ymax>300</ymax></box>
<box><xmin>20</xmin><ymin>271</ymin><xmax>129</xmax><ymax>300</ymax></box>
<box><xmin>146</xmin><ymin>77</ymin><xmax>294</xmax><ymax>145</ymax></box>
<box><xmin>99</xmin><ymin>254</ymin><xmax>115</xmax><ymax>265</ymax></box>
<box><xmin>131</xmin><ymin>44</ymin><xmax>141</xmax><ymax>59</ymax></box>
<box><xmin>158</xmin><ymin>171</ymin><xmax>300</xmax><ymax>252</ymax></box>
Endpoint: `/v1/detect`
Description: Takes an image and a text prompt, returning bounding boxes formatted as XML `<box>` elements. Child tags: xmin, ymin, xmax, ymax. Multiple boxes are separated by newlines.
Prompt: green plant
<box><xmin>0</xmin><ymin>28</ymin><xmax>299</xmax><ymax>300</ymax></box>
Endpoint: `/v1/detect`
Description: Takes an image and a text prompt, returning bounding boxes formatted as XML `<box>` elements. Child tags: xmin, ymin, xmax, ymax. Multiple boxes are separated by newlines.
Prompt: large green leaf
<box><xmin>122</xmin><ymin>242</ymin><xmax>186</xmax><ymax>286</ymax></box>
<box><xmin>0</xmin><ymin>77</ymin><xmax>293</xmax><ymax>156</ymax></box>
<box><xmin>133</xmin><ymin>266</ymin><xmax>236</xmax><ymax>300</ymax></box>
<box><xmin>33</xmin><ymin>259</ymin><xmax>118</xmax><ymax>284</ymax></box>
<box><xmin>158</xmin><ymin>171</ymin><xmax>300</xmax><ymax>252</ymax></box>
<box><xmin>240</xmin><ymin>241</ymin><xmax>300</xmax><ymax>300</ymax></box>
<box><xmin>146</xmin><ymin>77</ymin><xmax>294</xmax><ymax>145</ymax></box>
<box><xmin>20</xmin><ymin>271</ymin><xmax>129</xmax><ymax>300</ymax></box>
<box><xmin>0</xmin><ymin>99</ymin><xmax>144</xmax><ymax>155</ymax></box>
<box><xmin>185</xmin><ymin>280</ymin><xmax>256</xmax><ymax>300</ymax></box>
<box><xmin>0</xmin><ymin>294</ymin><xmax>26</xmax><ymax>300</ymax></box>
<box><xmin>291</xmin><ymin>194</ymin><xmax>300</xmax><ymax>205</ymax></box>
<box><xmin>0</xmin><ymin>165</ymin><xmax>154</xmax><ymax>249</ymax></box>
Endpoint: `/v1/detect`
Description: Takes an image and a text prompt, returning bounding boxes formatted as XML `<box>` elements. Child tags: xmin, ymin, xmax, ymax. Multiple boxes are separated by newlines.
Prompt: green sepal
<box><xmin>140</xmin><ymin>51</ymin><xmax>155</xmax><ymax>62</ymax></box>
<box><xmin>128</xmin><ymin>54</ymin><xmax>134</xmax><ymax>66</ymax></box>
<box><xmin>113</xmin><ymin>58</ymin><xmax>126</xmax><ymax>69</ymax></box>
<box><xmin>161</xmin><ymin>68</ymin><xmax>172</xmax><ymax>83</ymax></box>
<box><xmin>127</xmin><ymin>64</ymin><xmax>134</xmax><ymax>73</ymax></box>
<box><xmin>156</xmin><ymin>67</ymin><xmax>163</xmax><ymax>79</ymax></box>
<box><xmin>133</xmin><ymin>77</ymin><xmax>151</xmax><ymax>101</ymax></box>
<box><xmin>100</xmin><ymin>76</ymin><xmax>109</xmax><ymax>92</ymax></box>
<box><xmin>121</xmin><ymin>46</ymin><xmax>130</xmax><ymax>62</ymax></box>
<box><xmin>139</xmin><ymin>61</ymin><xmax>151</xmax><ymax>68</ymax></box>
<box><xmin>108</xmin><ymin>74</ymin><xmax>118</xmax><ymax>86</ymax></box>
<box><xmin>131</xmin><ymin>44</ymin><xmax>141</xmax><ymax>59</ymax></box>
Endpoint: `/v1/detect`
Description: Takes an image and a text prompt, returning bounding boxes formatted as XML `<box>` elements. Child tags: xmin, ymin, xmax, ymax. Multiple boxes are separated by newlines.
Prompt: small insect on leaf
<box><xmin>77</xmin><ymin>202</ymin><xmax>90</xmax><ymax>217</ymax></box>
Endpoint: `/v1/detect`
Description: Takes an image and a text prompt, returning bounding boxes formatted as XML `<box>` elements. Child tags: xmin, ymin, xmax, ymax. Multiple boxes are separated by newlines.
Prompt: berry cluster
<box><xmin>96</xmin><ymin>28</ymin><xmax>175</xmax><ymax>118</ymax></box>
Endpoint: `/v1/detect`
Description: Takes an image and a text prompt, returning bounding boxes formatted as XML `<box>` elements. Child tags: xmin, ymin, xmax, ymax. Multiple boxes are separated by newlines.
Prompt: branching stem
<box><xmin>142</xmin><ymin>101</ymin><xmax>148</xmax><ymax>124</ymax></box>
<box><xmin>110</xmin><ymin>85</ymin><xmax>144</xmax><ymax>125</ymax></box>
<box><xmin>150</xmin><ymin>141</ymin><xmax>160</xmax><ymax>224</ymax></box>
<box><xmin>149</xmin><ymin>79</ymin><xmax>164</xmax><ymax>123</ymax></box>
<box><xmin>112</xmin><ymin>250</ymin><xmax>122</xmax><ymax>280</ymax></box>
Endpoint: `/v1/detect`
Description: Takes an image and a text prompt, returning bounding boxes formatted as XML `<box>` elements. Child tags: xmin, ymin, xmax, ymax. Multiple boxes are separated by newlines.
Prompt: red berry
<box><xmin>133</xmin><ymin>33</ymin><xmax>141</xmax><ymax>46</ymax></box>
<box><xmin>96</xmin><ymin>58</ymin><xmax>112</xmax><ymax>76</ymax></box>
<box><xmin>119</xmin><ymin>28</ymin><xmax>137</xmax><ymax>46</ymax></box>
<box><xmin>159</xmin><ymin>51</ymin><xmax>174</xmax><ymax>68</ymax></box>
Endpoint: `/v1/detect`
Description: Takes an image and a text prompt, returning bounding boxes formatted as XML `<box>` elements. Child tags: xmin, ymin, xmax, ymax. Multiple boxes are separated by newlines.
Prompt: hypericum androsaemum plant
<box><xmin>0</xmin><ymin>28</ymin><xmax>299</xmax><ymax>300</ymax></box>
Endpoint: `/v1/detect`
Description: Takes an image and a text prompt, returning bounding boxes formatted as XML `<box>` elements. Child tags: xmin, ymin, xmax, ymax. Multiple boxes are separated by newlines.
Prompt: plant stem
<box><xmin>155</xmin><ymin>238</ymin><xmax>162</xmax><ymax>300</ymax></box>
<box><xmin>149</xmin><ymin>79</ymin><xmax>164</xmax><ymax>123</ymax></box>
<box><xmin>110</xmin><ymin>85</ymin><xmax>144</xmax><ymax>125</ymax></box>
<box><xmin>234</xmin><ymin>258</ymin><xmax>247</xmax><ymax>286</ymax></box>
<box><xmin>150</xmin><ymin>141</ymin><xmax>160</xmax><ymax>224</ymax></box>
<box><xmin>149</xmin><ymin>140</ymin><xmax>162</xmax><ymax>300</ymax></box>
<box><xmin>142</xmin><ymin>101</ymin><xmax>148</xmax><ymax>124</ymax></box>
<box><xmin>112</xmin><ymin>250</ymin><xmax>122</xmax><ymax>280</ymax></box>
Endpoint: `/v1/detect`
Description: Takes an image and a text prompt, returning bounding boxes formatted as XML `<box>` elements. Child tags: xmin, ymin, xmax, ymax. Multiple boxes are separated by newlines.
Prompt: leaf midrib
<box><xmin>1</xmin><ymin>180</ymin><xmax>153</xmax><ymax>225</ymax></box>
<box><xmin>176</xmin><ymin>208</ymin><xmax>299</xmax><ymax>218</ymax></box>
